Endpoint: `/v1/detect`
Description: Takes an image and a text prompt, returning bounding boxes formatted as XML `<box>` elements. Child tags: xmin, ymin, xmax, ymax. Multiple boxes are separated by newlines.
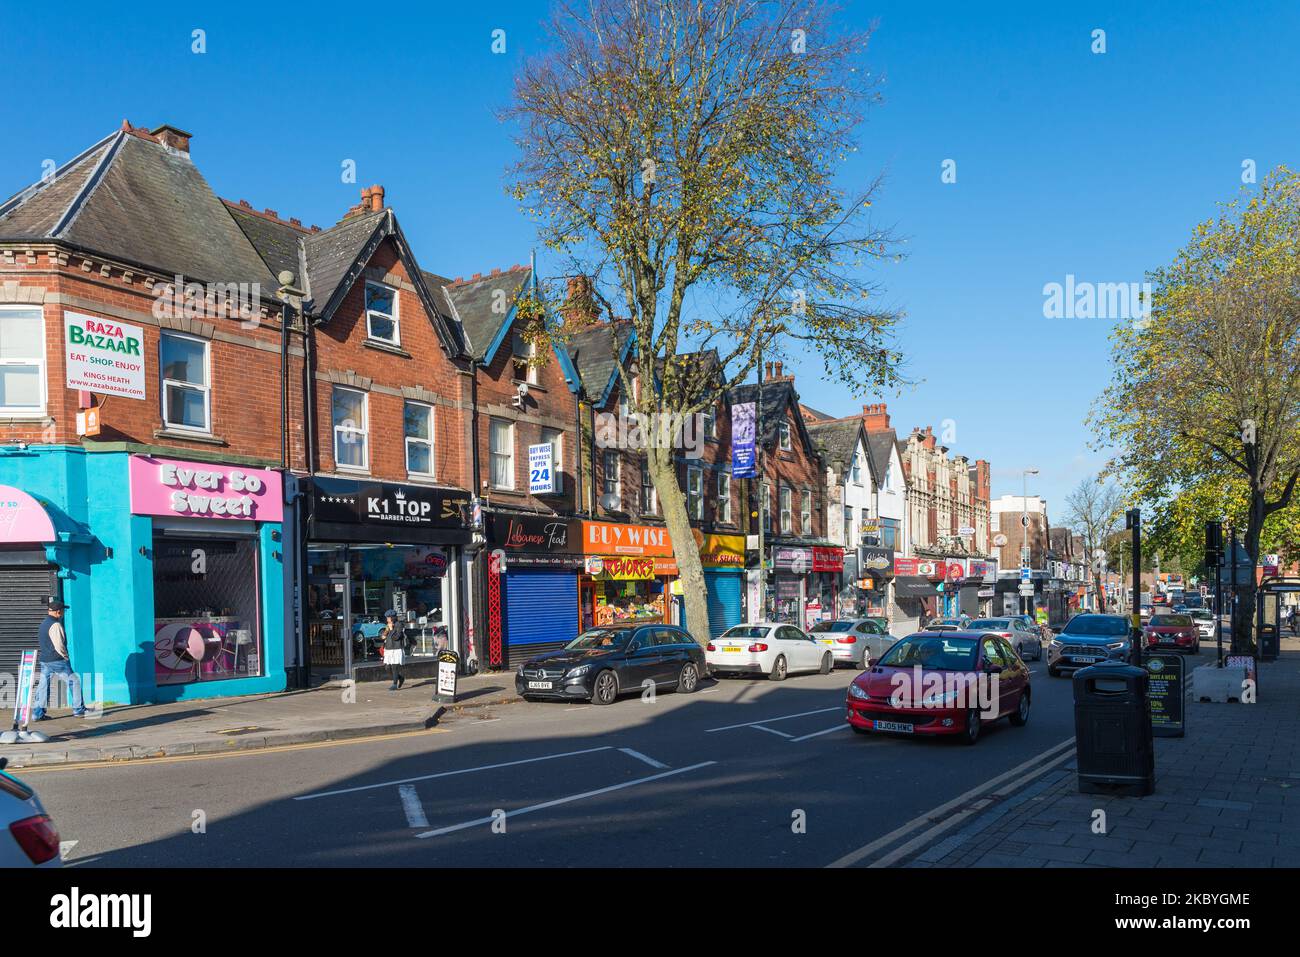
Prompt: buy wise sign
<box><xmin>64</xmin><ymin>311</ymin><xmax>146</xmax><ymax>399</ymax></box>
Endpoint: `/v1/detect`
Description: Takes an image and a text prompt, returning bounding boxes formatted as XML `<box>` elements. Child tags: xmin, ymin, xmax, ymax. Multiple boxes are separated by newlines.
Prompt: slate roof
<box><xmin>728</xmin><ymin>379</ymin><xmax>818</xmax><ymax>456</ymax></box>
<box><xmin>226</xmin><ymin>202</ymin><xmax>305</xmax><ymax>285</ymax></box>
<box><xmin>446</xmin><ymin>267</ymin><xmax>533</xmax><ymax>361</ymax></box>
<box><xmin>566</xmin><ymin>321</ymin><xmax>634</xmax><ymax>404</ymax></box>
<box><xmin>807</xmin><ymin>418</ymin><xmax>871</xmax><ymax>482</ymax></box>
<box><xmin>866</xmin><ymin>429</ymin><xmax>901</xmax><ymax>480</ymax></box>
<box><xmin>0</xmin><ymin>131</ymin><xmax>274</xmax><ymax>287</ymax></box>
<box><xmin>302</xmin><ymin>209</ymin><xmax>388</xmax><ymax>315</ymax></box>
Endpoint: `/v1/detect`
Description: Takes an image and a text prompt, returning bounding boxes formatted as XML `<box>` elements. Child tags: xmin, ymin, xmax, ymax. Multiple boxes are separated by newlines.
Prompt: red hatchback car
<box><xmin>845</xmin><ymin>631</ymin><xmax>1031</xmax><ymax>745</ymax></box>
<box><xmin>1143</xmin><ymin>613</ymin><xmax>1200</xmax><ymax>653</ymax></box>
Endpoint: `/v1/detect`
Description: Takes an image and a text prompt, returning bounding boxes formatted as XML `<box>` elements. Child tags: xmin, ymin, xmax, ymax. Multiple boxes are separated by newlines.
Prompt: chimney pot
<box><xmin>239</xmin><ymin>199</ymin><xmax>252</xmax><ymax>209</ymax></box>
<box><xmin>264</xmin><ymin>209</ymin><xmax>278</xmax><ymax>219</ymax></box>
<box><xmin>775</xmin><ymin>361</ymin><xmax>784</xmax><ymax>378</ymax></box>
<box><xmin>290</xmin><ymin>217</ymin><xmax>302</xmax><ymax>227</ymax></box>
<box><xmin>369</xmin><ymin>185</ymin><xmax>385</xmax><ymax>212</ymax></box>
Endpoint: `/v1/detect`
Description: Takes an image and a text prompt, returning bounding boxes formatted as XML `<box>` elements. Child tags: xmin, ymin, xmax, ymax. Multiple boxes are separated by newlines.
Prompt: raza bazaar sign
<box><xmin>64</xmin><ymin>311</ymin><xmax>146</xmax><ymax>399</ymax></box>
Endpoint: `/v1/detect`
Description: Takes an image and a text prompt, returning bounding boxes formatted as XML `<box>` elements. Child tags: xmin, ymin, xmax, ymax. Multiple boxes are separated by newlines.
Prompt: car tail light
<box><xmin>748</xmin><ymin>643</ymin><xmax>769</xmax><ymax>652</ymax></box>
<box><xmin>836</xmin><ymin>635</ymin><xmax>858</xmax><ymax>644</ymax></box>
<box><xmin>706</xmin><ymin>642</ymin><xmax>716</xmax><ymax>651</ymax></box>
<box><xmin>9</xmin><ymin>814</ymin><xmax>59</xmax><ymax>865</ymax></box>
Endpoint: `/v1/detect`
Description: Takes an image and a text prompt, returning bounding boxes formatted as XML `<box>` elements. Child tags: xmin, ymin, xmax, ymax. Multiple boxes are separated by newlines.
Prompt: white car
<box><xmin>1187</xmin><ymin>608</ymin><xmax>1216</xmax><ymax>640</ymax></box>
<box><xmin>0</xmin><ymin>758</ymin><xmax>61</xmax><ymax>867</ymax></box>
<box><xmin>966</xmin><ymin>617</ymin><xmax>1044</xmax><ymax>661</ymax></box>
<box><xmin>808</xmin><ymin>618</ymin><xmax>900</xmax><ymax>667</ymax></box>
<box><xmin>707</xmin><ymin>622</ymin><xmax>833</xmax><ymax>680</ymax></box>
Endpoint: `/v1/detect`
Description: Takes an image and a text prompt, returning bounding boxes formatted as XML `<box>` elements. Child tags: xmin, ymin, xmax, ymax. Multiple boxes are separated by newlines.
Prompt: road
<box><xmin>24</xmin><ymin>649</ymin><xmax>1191</xmax><ymax>868</ymax></box>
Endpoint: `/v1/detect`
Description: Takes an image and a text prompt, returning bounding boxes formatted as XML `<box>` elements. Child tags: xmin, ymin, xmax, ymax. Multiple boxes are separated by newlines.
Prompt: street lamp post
<box><xmin>1022</xmin><ymin>468</ymin><xmax>1039</xmax><ymax>617</ymax></box>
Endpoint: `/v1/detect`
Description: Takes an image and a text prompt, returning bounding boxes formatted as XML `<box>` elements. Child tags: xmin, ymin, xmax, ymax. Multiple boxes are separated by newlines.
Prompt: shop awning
<box><xmin>0</xmin><ymin>485</ymin><xmax>57</xmax><ymax>545</ymax></box>
<box><xmin>895</xmin><ymin>576</ymin><xmax>939</xmax><ymax>598</ymax></box>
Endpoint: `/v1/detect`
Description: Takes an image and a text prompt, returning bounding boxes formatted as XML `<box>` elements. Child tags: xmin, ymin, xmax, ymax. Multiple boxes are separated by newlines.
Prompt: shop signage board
<box><xmin>730</xmin><ymin>401</ymin><xmax>757</xmax><ymax>478</ymax></box>
<box><xmin>1142</xmin><ymin>653</ymin><xmax>1186</xmax><ymax>737</ymax></box>
<box><xmin>0</xmin><ymin>485</ymin><xmax>57</xmax><ymax>544</ymax></box>
<box><xmin>528</xmin><ymin>443</ymin><xmax>555</xmax><ymax>494</ymax></box>
<box><xmin>63</xmin><ymin>311</ymin><xmax>146</xmax><ymax>399</ymax></box>
<box><xmin>695</xmin><ymin>530</ymin><xmax>745</xmax><ymax>568</ymax></box>
<box><xmin>893</xmin><ymin>557</ymin><xmax>918</xmax><ymax>576</ymax></box>
<box><xmin>812</xmin><ymin>546</ymin><xmax>844</xmax><ymax>573</ymax></box>
<box><xmin>436</xmin><ymin>651</ymin><xmax>459</xmax><ymax>703</ymax></box>
<box><xmin>129</xmin><ymin>456</ymin><xmax>283</xmax><ymax>522</ymax></box>
<box><xmin>593</xmin><ymin>556</ymin><xmax>658</xmax><ymax>580</ymax></box>
<box><xmin>310</xmin><ymin>477</ymin><xmax>470</xmax><ymax>530</ymax></box>
<box><xmin>772</xmin><ymin>546</ymin><xmax>813</xmax><ymax>573</ymax></box>
<box><xmin>860</xmin><ymin>545</ymin><xmax>893</xmax><ymax>571</ymax></box>
<box><xmin>489</xmin><ymin>514</ymin><xmax>579</xmax><ymax>553</ymax></box>
<box><xmin>582</xmin><ymin>520</ymin><xmax>674</xmax><ymax>557</ymax></box>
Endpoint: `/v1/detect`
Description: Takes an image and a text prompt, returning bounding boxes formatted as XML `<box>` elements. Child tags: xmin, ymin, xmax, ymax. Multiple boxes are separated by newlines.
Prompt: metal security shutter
<box><xmin>0</xmin><ymin>556</ymin><xmax>58</xmax><ymax>681</ymax></box>
<box><xmin>504</xmin><ymin>570</ymin><xmax>579</xmax><ymax>668</ymax></box>
<box><xmin>704</xmin><ymin>570</ymin><xmax>743</xmax><ymax>640</ymax></box>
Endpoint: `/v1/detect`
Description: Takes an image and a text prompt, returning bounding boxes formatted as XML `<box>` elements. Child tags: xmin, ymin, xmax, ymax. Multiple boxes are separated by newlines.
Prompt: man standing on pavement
<box><xmin>31</xmin><ymin>598</ymin><xmax>85</xmax><ymax>721</ymax></box>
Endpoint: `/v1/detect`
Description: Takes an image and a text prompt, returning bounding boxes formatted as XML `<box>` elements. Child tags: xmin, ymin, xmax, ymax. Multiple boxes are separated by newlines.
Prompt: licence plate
<box><xmin>1159</xmin><ymin>636</ymin><xmax>1176</xmax><ymax>643</ymax></box>
<box><xmin>527</xmin><ymin>681</ymin><xmax>553</xmax><ymax>690</ymax></box>
<box><xmin>873</xmin><ymin>720</ymin><xmax>913</xmax><ymax>733</ymax></box>
<box><xmin>820</xmin><ymin>638</ymin><xmax>836</xmax><ymax>645</ymax></box>
<box><xmin>1072</xmin><ymin>656</ymin><xmax>1099</xmax><ymax>664</ymax></box>
<box><xmin>721</xmin><ymin>646</ymin><xmax>743</xmax><ymax>653</ymax></box>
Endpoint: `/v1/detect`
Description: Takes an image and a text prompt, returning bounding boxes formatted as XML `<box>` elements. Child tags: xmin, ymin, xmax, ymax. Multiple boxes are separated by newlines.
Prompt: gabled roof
<box><xmin>866</xmin><ymin>429</ymin><xmax>903</xmax><ymax>481</ymax></box>
<box><xmin>447</xmin><ymin>266</ymin><xmax>533</xmax><ymax>362</ymax></box>
<box><xmin>807</xmin><ymin>417</ymin><xmax>876</xmax><ymax>486</ymax></box>
<box><xmin>0</xmin><ymin>129</ymin><xmax>274</xmax><ymax>287</ymax></box>
<box><xmin>303</xmin><ymin>209</ymin><xmax>467</xmax><ymax>357</ymax></box>
<box><xmin>225</xmin><ymin>201</ymin><xmax>305</xmax><ymax>285</ymax></box>
<box><xmin>566</xmin><ymin>322</ymin><xmax>635</xmax><ymax>406</ymax></box>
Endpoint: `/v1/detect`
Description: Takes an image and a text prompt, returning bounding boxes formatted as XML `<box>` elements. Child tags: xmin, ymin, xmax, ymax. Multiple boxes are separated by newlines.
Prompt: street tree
<box><xmin>505</xmin><ymin>0</ymin><xmax>905</xmax><ymax>643</ymax></box>
<box><xmin>1092</xmin><ymin>167</ymin><xmax>1300</xmax><ymax>651</ymax></box>
<box><xmin>1064</xmin><ymin>476</ymin><xmax>1124</xmax><ymax>612</ymax></box>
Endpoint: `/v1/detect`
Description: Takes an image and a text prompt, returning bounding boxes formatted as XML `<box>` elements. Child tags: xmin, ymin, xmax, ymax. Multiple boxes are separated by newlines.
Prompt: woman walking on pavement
<box><xmin>382</xmin><ymin>610</ymin><xmax>405</xmax><ymax>690</ymax></box>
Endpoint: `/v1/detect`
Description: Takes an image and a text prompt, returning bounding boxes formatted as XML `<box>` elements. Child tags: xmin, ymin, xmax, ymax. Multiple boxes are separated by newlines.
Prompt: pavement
<box><xmin>1</xmin><ymin>672</ymin><xmax>520</xmax><ymax>767</ymax></box>
<box><xmin>903</xmin><ymin>637</ymin><xmax>1300</xmax><ymax>868</ymax></box>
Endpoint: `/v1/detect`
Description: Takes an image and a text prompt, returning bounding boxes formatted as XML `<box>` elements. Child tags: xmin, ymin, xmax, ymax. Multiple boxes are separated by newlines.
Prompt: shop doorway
<box><xmin>307</xmin><ymin>573</ymin><xmax>351</xmax><ymax>681</ymax></box>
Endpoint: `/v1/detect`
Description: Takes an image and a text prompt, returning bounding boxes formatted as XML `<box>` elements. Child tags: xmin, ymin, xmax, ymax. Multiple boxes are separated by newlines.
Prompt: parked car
<box><xmin>1187</xmin><ymin>608</ymin><xmax>1216</xmax><ymax>641</ymax></box>
<box><xmin>1048</xmin><ymin>613</ymin><xmax>1133</xmax><ymax>676</ymax></box>
<box><xmin>707</xmin><ymin>622</ymin><xmax>833</xmax><ymax>680</ymax></box>
<box><xmin>1144</xmin><ymin>613</ymin><xmax>1200</xmax><ymax>653</ymax></box>
<box><xmin>1</xmin><ymin>758</ymin><xmax>61</xmax><ymax>867</ymax></box>
<box><xmin>809</xmin><ymin>618</ymin><xmax>898</xmax><ymax>668</ymax></box>
<box><xmin>516</xmin><ymin>623</ymin><xmax>704</xmax><ymax>705</ymax></box>
<box><xmin>845</xmin><ymin>631</ymin><xmax>1031</xmax><ymax>745</ymax></box>
<box><xmin>967</xmin><ymin>617</ymin><xmax>1043</xmax><ymax>661</ymax></box>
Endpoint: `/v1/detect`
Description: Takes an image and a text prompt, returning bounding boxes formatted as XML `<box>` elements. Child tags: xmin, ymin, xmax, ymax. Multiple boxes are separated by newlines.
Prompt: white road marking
<box><xmin>63</xmin><ymin>856</ymin><xmax>103</xmax><ymax>867</ymax></box>
<box><xmin>415</xmin><ymin>761</ymin><xmax>716</xmax><ymax>839</ymax></box>
<box><xmin>398</xmin><ymin>785</ymin><xmax>429</xmax><ymax>828</ymax></box>
<box><xmin>751</xmin><ymin>725</ymin><xmax>793</xmax><ymax>738</ymax></box>
<box><xmin>618</xmin><ymin>748</ymin><xmax>669</xmax><ymax>769</ymax></box>
<box><xmin>706</xmin><ymin>706</ymin><xmax>840</xmax><ymax>733</ymax></box>
<box><xmin>59</xmin><ymin>839</ymin><xmax>79</xmax><ymax>860</ymax></box>
<box><xmin>564</xmin><ymin>707</ymin><xmax>591</xmax><ymax>712</ymax></box>
<box><xmin>295</xmin><ymin>746</ymin><xmax>615</xmax><ymax>800</ymax></box>
<box><xmin>826</xmin><ymin>737</ymin><xmax>1076</xmax><ymax>868</ymax></box>
<box><xmin>789</xmin><ymin>724</ymin><xmax>851</xmax><ymax>742</ymax></box>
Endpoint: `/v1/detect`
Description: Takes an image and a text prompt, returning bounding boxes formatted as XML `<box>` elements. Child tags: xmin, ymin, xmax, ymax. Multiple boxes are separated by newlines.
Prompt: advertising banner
<box><xmin>1143</xmin><ymin>653</ymin><xmax>1186</xmax><ymax>737</ymax></box>
<box><xmin>528</xmin><ymin>443</ymin><xmax>555</xmax><ymax>494</ymax></box>
<box><xmin>64</xmin><ymin>311</ymin><xmax>146</xmax><ymax>399</ymax></box>
<box><xmin>730</xmin><ymin>401</ymin><xmax>757</xmax><ymax>479</ymax></box>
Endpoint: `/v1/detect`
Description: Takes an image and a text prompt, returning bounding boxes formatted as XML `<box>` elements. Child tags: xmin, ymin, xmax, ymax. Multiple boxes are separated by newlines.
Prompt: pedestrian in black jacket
<box><xmin>382</xmin><ymin>611</ymin><xmax>405</xmax><ymax>690</ymax></box>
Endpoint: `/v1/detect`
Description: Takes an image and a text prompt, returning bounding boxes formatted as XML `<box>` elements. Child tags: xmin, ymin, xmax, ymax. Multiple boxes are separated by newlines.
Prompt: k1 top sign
<box><xmin>529</xmin><ymin>443</ymin><xmax>555</xmax><ymax>494</ymax></box>
<box><xmin>64</xmin><ymin>311</ymin><xmax>147</xmax><ymax>399</ymax></box>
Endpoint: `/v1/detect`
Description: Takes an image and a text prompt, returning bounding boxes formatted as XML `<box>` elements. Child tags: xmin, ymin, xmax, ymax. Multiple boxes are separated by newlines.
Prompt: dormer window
<box><xmin>366</xmin><ymin>281</ymin><xmax>399</xmax><ymax>344</ymax></box>
<box><xmin>778</xmin><ymin>420</ymin><xmax>792</xmax><ymax>451</ymax></box>
<box><xmin>512</xmin><ymin>329</ymin><xmax>538</xmax><ymax>384</ymax></box>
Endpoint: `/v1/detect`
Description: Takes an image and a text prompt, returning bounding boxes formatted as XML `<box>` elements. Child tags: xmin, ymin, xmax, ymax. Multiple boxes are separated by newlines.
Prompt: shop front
<box><xmin>0</xmin><ymin>449</ymin><xmax>289</xmax><ymax>705</ymax></box>
<box><xmin>695</xmin><ymin>530</ymin><xmax>745</xmax><ymax>639</ymax></box>
<box><xmin>580</xmin><ymin>520</ymin><xmax>677</xmax><ymax>631</ymax></box>
<box><xmin>770</xmin><ymin>545</ymin><xmax>811</xmax><ymax>625</ymax></box>
<box><xmin>859</xmin><ymin>544</ymin><xmax>895</xmax><ymax>619</ymax></box>
<box><xmin>810</xmin><ymin>545</ymin><xmax>845</xmax><ymax>628</ymax></box>
<box><xmin>303</xmin><ymin>476</ymin><xmax>471</xmax><ymax>682</ymax></box>
<box><xmin>893</xmin><ymin>557</ymin><xmax>941</xmax><ymax>631</ymax></box>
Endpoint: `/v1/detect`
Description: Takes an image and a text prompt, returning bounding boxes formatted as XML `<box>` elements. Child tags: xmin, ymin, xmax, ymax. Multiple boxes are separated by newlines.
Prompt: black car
<box><xmin>1047</xmin><ymin>613</ymin><xmax>1135</xmax><ymax>676</ymax></box>
<box><xmin>516</xmin><ymin>623</ymin><xmax>705</xmax><ymax>705</ymax></box>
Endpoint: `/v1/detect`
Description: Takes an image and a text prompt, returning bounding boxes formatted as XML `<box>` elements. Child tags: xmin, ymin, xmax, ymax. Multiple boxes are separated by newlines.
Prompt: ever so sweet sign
<box><xmin>129</xmin><ymin>456</ymin><xmax>284</xmax><ymax>522</ymax></box>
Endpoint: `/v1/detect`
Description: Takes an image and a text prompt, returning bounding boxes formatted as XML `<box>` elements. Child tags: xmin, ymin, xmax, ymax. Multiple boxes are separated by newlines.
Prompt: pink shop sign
<box><xmin>129</xmin><ymin>455</ymin><xmax>283</xmax><ymax>523</ymax></box>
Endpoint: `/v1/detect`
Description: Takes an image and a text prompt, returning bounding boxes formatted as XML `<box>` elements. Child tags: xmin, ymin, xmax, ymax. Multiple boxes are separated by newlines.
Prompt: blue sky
<box><xmin>3</xmin><ymin>0</ymin><xmax>1297</xmax><ymax>514</ymax></box>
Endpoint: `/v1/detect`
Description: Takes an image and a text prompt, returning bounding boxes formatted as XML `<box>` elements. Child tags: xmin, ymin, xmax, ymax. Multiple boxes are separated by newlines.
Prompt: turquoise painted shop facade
<box><xmin>0</xmin><ymin>445</ymin><xmax>286</xmax><ymax>705</ymax></box>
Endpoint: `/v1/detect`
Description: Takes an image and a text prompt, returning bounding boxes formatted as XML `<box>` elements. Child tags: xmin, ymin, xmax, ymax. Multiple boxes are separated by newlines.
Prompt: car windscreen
<box><xmin>811</xmin><ymin>621</ymin><xmax>855</xmax><ymax>633</ymax></box>
<box><xmin>720</xmin><ymin>625</ymin><xmax>769</xmax><ymax>640</ymax></box>
<box><xmin>879</xmin><ymin>635</ymin><xmax>978</xmax><ymax>670</ymax></box>
<box><xmin>968</xmin><ymin>619</ymin><xmax>1011</xmax><ymax>631</ymax></box>
<box><xmin>1188</xmin><ymin>609</ymin><xmax>1213</xmax><ymax>620</ymax></box>
<box><xmin>1150</xmin><ymin>615</ymin><xmax>1191</xmax><ymax>627</ymax></box>
<box><xmin>565</xmin><ymin>628</ymin><xmax>633</xmax><ymax>650</ymax></box>
<box><xmin>1061</xmin><ymin>616</ymin><xmax>1128</xmax><ymax>636</ymax></box>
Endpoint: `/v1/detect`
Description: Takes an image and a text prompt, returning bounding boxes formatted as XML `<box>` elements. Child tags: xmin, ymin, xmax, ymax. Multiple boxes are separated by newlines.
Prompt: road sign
<box><xmin>1020</xmin><ymin>567</ymin><xmax>1032</xmax><ymax>581</ymax></box>
<box><xmin>1018</xmin><ymin>583</ymin><xmax>1035</xmax><ymax>596</ymax></box>
<box><xmin>958</xmin><ymin>525</ymin><xmax>976</xmax><ymax>536</ymax></box>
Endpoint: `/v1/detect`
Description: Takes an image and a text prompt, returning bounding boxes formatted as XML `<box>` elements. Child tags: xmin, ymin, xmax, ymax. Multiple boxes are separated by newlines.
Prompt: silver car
<box><xmin>808</xmin><ymin>618</ymin><xmax>900</xmax><ymax>667</ymax></box>
<box><xmin>0</xmin><ymin>758</ymin><xmax>62</xmax><ymax>867</ymax></box>
<box><xmin>1187</xmin><ymin>608</ymin><xmax>1216</xmax><ymax>640</ymax></box>
<box><xmin>967</xmin><ymin>616</ymin><xmax>1044</xmax><ymax>661</ymax></box>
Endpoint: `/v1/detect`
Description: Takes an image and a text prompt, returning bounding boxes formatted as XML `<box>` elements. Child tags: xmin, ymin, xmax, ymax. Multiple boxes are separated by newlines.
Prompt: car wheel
<box><xmin>1194</xmin><ymin>640</ymin><xmax>1201</xmax><ymax>655</ymax></box>
<box><xmin>769</xmin><ymin>655</ymin><xmax>788</xmax><ymax>681</ymax></box>
<box><xmin>962</xmin><ymin>707</ymin><xmax>981</xmax><ymax>745</ymax></box>
<box><xmin>591</xmin><ymin>670</ymin><xmax>619</xmax><ymax>706</ymax></box>
<box><xmin>676</xmin><ymin>662</ymin><xmax>700</xmax><ymax>694</ymax></box>
<box><xmin>1009</xmin><ymin>690</ymin><xmax>1030</xmax><ymax>727</ymax></box>
<box><xmin>522</xmin><ymin>694</ymin><xmax>538</xmax><ymax>702</ymax></box>
<box><xmin>1048</xmin><ymin>666</ymin><xmax>1060</xmax><ymax>678</ymax></box>
<box><xmin>819</xmin><ymin>653</ymin><xmax>833</xmax><ymax>675</ymax></box>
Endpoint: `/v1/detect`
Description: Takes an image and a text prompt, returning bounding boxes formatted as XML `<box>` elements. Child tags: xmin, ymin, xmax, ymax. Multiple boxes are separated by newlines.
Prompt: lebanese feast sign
<box><xmin>730</xmin><ymin>401</ymin><xmax>757</xmax><ymax>479</ymax></box>
<box><xmin>64</xmin><ymin>311</ymin><xmax>147</xmax><ymax>399</ymax></box>
<box><xmin>129</xmin><ymin>456</ymin><xmax>283</xmax><ymax>522</ymax></box>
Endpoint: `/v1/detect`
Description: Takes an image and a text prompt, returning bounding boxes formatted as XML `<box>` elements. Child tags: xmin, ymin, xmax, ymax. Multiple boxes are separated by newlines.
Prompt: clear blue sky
<box><xmin>3</xmin><ymin>0</ymin><xmax>1297</xmax><ymax>515</ymax></box>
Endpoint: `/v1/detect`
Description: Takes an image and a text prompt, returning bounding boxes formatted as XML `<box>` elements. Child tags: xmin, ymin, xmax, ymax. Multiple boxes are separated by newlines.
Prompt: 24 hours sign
<box><xmin>64</xmin><ymin>311</ymin><xmax>146</xmax><ymax>399</ymax></box>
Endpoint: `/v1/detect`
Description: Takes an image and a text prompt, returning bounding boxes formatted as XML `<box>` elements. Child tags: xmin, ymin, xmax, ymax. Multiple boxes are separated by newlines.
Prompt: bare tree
<box><xmin>1064</xmin><ymin>477</ymin><xmax>1125</xmax><ymax>613</ymax></box>
<box><xmin>505</xmin><ymin>0</ymin><xmax>905</xmax><ymax>643</ymax></box>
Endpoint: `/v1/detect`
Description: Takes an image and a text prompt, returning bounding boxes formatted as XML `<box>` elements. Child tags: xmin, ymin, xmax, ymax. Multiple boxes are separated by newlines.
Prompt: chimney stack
<box><xmin>562</xmin><ymin>275</ymin><xmax>599</xmax><ymax>326</ymax></box>
<box><xmin>369</xmin><ymin>185</ymin><xmax>385</xmax><ymax>212</ymax></box>
<box><xmin>861</xmin><ymin>402</ymin><xmax>891</xmax><ymax>432</ymax></box>
<box><xmin>774</xmin><ymin>361</ymin><xmax>784</xmax><ymax>379</ymax></box>
<box><xmin>151</xmin><ymin>125</ymin><xmax>192</xmax><ymax>154</ymax></box>
<box><xmin>765</xmin><ymin>361</ymin><xmax>774</xmax><ymax>380</ymax></box>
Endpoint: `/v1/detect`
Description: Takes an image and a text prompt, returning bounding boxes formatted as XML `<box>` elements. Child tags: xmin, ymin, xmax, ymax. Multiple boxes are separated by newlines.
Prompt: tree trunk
<box><xmin>1236</xmin><ymin>489</ymin><xmax>1267</xmax><ymax>655</ymax></box>
<box><xmin>647</xmin><ymin>444</ymin><xmax>712</xmax><ymax>646</ymax></box>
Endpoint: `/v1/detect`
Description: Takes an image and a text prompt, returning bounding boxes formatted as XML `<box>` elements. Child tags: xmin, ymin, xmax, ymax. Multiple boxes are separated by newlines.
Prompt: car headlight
<box><xmin>921</xmin><ymin>689</ymin><xmax>959</xmax><ymax>707</ymax></box>
<box><xmin>567</xmin><ymin>664</ymin><xmax>591</xmax><ymax>678</ymax></box>
<box><xmin>1107</xmin><ymin>641</ymin><xmax>1126</xmax><ymax>650</ymax></box>
<box><xmin>848</xmin><ymin>684</ymin><xmax>869</xmax><ymax>700</ymax></box>
<box><xmin>1050</xmin><ymin>639</ymin><xmax>1063</xmax><ymax>648</ymax></box>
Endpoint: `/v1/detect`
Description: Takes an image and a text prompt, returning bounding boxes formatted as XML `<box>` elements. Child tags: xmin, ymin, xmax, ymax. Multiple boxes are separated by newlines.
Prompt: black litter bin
<box><xmin>1072</xmin><ymin>660</ymin><xmax>1155</xmax><ymax>796</ymax></box>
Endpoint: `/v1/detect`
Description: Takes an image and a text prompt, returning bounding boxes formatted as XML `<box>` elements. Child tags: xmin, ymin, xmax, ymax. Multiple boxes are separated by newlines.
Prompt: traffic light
<box><xmin>1204</xmin><ymin>520</ymin><xmax>1223</xmax><ymax>571</ymax></box>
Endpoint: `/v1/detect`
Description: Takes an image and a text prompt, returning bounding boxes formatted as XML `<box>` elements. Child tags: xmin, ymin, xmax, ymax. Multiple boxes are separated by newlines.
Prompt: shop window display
<box><xmin>347</xmin><ymin>545</ymin><xmax>449</xmax><ymax>662</ymax></box>
<box><xmin>153</xmin><ymin>535</ymin><xmax>262</xmax><ymax>686</ymax></box>
<box><xmin>593</xmin><ymin>578</ymin><xmax>665</xmax><ymax>626</ymax></box>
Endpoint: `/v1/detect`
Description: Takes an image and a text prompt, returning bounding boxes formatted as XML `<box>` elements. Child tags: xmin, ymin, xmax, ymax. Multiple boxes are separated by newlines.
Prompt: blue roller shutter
<box><xmin>704</xmin><ymin>570</ymin><xmax>743</xmax><ymax>640</ymax></box>
<box><xmin>504</xmin><ymin>570</ymin><xmax>579</xmax><ymax>667</ymax></box>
